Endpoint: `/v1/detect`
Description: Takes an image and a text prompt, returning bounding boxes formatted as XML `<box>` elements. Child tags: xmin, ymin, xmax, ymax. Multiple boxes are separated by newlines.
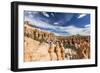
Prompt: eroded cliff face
<box><xmin>24</xmin><ymin>21</ymin><xmax>90</xmax><ymax>62</ymax></box>
<box><xmin>24</xmin><ymin>22</ymin><xmax>65</xmax><ymax>62</ymax></box>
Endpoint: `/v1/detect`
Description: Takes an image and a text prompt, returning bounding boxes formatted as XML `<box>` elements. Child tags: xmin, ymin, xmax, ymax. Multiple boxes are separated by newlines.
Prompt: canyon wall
<box><xmin>24</xmin><ymin>21</ymin><xmax>90</xmax><ymax>62</ymax></box>
<box><xmin>24</xmin><ymin>21</ymin><xmax>65</xmax><ymax>62</ymax></box>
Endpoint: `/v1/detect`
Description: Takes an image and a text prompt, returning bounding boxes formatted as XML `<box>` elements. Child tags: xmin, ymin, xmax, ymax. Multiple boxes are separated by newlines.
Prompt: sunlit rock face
<box><xmin>24</xmin><ymin>21</ymin><xmax>90</xmax><ymax>62</ymax></box>
<box><xmin>24</xmin><ymin>22</ymin><xmax>65</xmax><ymax>62</ymax></box>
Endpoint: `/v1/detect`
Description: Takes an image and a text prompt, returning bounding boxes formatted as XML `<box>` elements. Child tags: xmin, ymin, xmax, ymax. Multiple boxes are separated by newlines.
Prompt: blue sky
<box><xmin>24</xmin><ymin>11</ymin><xmax>90</xmax><ymax>36</ymax></box>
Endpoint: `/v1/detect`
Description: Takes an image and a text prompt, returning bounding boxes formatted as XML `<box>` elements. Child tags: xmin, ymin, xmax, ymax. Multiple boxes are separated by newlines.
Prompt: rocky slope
<box><xmin>24</xmin><ymin>22</ymin><xmax>65</xmax><ymax>62</ymax></box>
<box><xmin>24</xmin><ymin>21</ymin><xmax>90</xmax><ymax>62</ymax></box>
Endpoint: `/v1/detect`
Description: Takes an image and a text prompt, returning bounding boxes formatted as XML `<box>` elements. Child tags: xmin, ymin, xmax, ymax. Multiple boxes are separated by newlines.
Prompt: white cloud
<box><xmin>25</xmin><ymin>16</ymin><xmax>90</xmax><ymax>36</ymax></box>
<box><xmin>63</xmin><ymin>25</ymin><xmax>90</xmax><ymax>36</ymax></box>
<box><xmin>42</xmin><ymin>12</ymin><xmax>50</xmax><ymax>17</ymax></box>
<box><xmin>64</xmin><ymin>26</ymin><xmax>82</xmax><ymax>35</ymax></box>
<box><xmin>26</xmin><ymin>11</ymin><xmax>37</xmax><ymax>18</ymax></box>
<box><xmin>84</xmin><ymin>24</ymin><xmax>90</xmax><ymax>28</ymax></box>
<box><xmin>54</xmin><ymin>22</ymin><xmax>59</xmax><ymax>25</ymax></box>
<box><xmin>25</xmin><ymin>16</ymin><xmax>55</xmax><ymax>29</ymax></box>
<box><xmin>51</xmin><ymin>13</ymin><xmax>55</xmax><ymax>17</ymax></box>
<box><xmin>27</xmin><ymin>11</ymin><xmax>32</xmax><ymax>15</ymax></box>
<box><xmin>25</xmin><ymin>16</ymin><xmax>33</xmax><ymax>24</ymax></box>
<box><xmin>27</xmin><ymin>11</ymin><xmax>39</xmax><ymax>15</ymax></box>
<box><xmin>78</xmin><ymin>14</ymin><xmax>87</xmax><ymax>19</ymax></box>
